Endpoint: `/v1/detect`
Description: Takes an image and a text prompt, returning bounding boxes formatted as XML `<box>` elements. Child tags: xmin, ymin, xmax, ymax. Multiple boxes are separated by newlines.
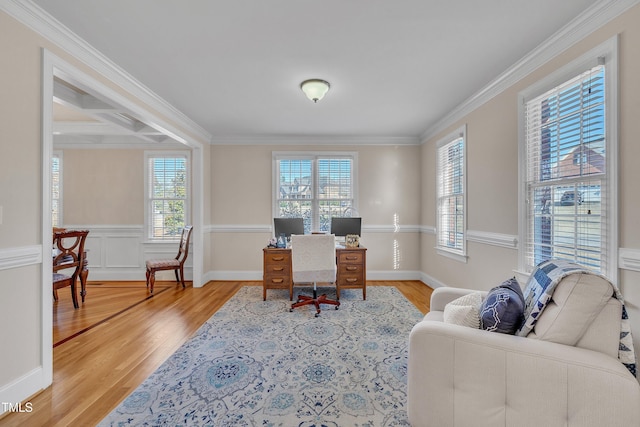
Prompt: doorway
<box><xmin>41</xmin><ymin>48</ymin><xmax>204</xmax><ymax>386</ymax></box>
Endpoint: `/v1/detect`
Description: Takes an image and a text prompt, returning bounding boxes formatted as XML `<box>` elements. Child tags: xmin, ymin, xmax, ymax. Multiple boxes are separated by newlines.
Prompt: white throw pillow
<box><xmin>443</xmin><ymin>292</ymin><xmax>483</xmax><ymax>329</ymax></box>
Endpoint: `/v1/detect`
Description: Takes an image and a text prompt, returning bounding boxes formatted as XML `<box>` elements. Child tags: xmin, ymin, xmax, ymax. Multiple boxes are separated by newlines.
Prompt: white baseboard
<box><xmin>0</xmin><ymin>367</ymin><xmax>46</xmax><ymax>417</ymax></box>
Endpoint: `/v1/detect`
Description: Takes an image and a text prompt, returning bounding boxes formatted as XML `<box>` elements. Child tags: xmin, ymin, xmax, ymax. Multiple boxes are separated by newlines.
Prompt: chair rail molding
<box><xmin>466</xmin><ymin>230</ymin><xmax>519</xmax><ymax>249</ymax></box>
<box><xmin>619</xmin><ymin>248</ymin><xmax>640</xmax><ymax>272</ymax></box>
<box><xmin>0</xmin><ymin>245</ymin><xmax>42</xmax><ymax>271</ymax></box>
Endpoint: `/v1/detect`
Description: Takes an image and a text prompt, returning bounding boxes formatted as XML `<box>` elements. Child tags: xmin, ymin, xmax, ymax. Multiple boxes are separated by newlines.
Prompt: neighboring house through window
<box><xmin>145</xmin><ymin>151</ymin><xmax>190</xmax><ymax>240</ymax></box>
<box><xmin>519</xmin><ymin>38</ymin><xmax>617</xmax><ymax>278</ymax></box>
<box><xmin>436</xmin><ymin>125</ymin><xmax>467</xmax><ymax>261</ymax></box>
<box><xmin>273</xmin><ymin>152</ymin><xmax>357</xmax><ymax>234</ymax></box>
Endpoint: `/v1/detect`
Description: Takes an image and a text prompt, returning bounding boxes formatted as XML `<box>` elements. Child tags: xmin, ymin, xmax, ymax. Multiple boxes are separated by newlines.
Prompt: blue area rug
<box><xmin>99</xmin><ymin>286</ymin><xmax>424</xmax><ymax>426</ymax></box>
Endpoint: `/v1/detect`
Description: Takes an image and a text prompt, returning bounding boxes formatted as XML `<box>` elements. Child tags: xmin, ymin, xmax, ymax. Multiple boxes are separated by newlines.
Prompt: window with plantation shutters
<box><xmin>274</xmin><ymin>152</ymin><xmax>357</xmax><ymax>234</ymax></box>
<box><xmin>436</xmin><ymin>126</ymin><xmax>466</xmax><ymax>260</ymax></box>
<box><xmin>519</xmin><ymin>40</ymin><xmax>617</xmax><ymax>278</ymax></box>
<box><xmin>145</xmin><ymin>152</ymin><xmax>189</xmax><ymax>240</ymax></box>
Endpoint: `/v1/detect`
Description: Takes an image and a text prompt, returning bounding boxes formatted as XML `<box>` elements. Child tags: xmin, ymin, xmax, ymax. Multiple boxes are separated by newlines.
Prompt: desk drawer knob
<box><xmin>345</xmin><ymin>278</ymin><xmax>358</xmax><ymax>283</ymax></box>
<box><xmin>271</xmin><ymin>278</ymin><xmax>284</xmax><ymax>284</ymax></box>
<box><xmin>272</xmin><ymin>256</ymin><xmax>285</xmax><ymax>261</ymax></box>
<box><xmin>346</xmin><ymin>266</ymin><xmax>358</xmax><ymax>271</ymax></box>
<box><xmin>345</xmin><ymin>256</ymin><xmax>359</xmax><ymax>261</ymax></box>
<box><xmin>273</xmin><ymin>266</ymin><xmax>284</xmax><ymax>272</ymax></box>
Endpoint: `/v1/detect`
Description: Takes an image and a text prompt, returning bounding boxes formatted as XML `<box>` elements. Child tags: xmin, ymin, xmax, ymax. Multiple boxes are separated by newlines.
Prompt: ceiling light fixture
<box><xmin>300</xmin><ymin>79</ymin><xmax>330</xmax><ymax>103</ymax></box>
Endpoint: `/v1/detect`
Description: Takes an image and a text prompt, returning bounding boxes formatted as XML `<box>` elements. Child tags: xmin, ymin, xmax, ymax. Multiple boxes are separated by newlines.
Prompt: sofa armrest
<box><xmin>429</xmin><ymin>287</ymin><xmax>487</xmax><ymax>312</ymax></box>
<box><xmin>408</xmin><ymin>320</ymin><xmax>640</xmax><ymax>427</ymax></box>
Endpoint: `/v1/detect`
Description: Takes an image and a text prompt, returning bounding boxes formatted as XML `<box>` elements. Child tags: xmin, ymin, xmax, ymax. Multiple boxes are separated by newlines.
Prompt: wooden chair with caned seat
<box><xmin>145</xmin><ymin>225</ymin><xmax>193</xmax><ymax>293</ymax></box>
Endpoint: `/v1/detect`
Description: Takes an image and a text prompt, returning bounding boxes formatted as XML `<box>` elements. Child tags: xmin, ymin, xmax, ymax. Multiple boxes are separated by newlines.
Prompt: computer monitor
<box><xmin>330</xmin><ymin>217</ymin><xmax>362</xmax><ymax>237</ymax></box>
<box><xmin>273</xmin><ymin>217</ymin><xmax>304</xmax><ymax>238</ymax></box>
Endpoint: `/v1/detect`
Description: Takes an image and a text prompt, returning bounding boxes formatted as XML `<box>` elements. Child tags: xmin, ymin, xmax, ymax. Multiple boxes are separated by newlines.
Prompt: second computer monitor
<box><xmin>330</xmin><ymin>217</ymin><xmax>361</xmax><ymax>237</ymax></box>
<box><xmin>274</xmin><ymin>217</ymin><xmax>304</xmax><ymax>237</ymax></box>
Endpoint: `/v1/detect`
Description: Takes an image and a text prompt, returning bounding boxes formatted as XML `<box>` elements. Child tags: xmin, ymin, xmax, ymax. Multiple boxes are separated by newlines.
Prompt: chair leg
<box><xmin>175</xmin><ymin>267</ymin><xmax>186</xmax><ymax>288</ymax></box>
<box><xmin>70</xmin><ymin>277</ymin><xmax>79</xmax><ymax>309</ymax></box>
<box><xmin>80</xmin><ymin>264</ymin><xmax>88</xmax><ymax>303</ymax></box>
<box><xmin>148</xmin><ymin>270</ymin><xmax>156</xmax><ymax>294</ymax></box>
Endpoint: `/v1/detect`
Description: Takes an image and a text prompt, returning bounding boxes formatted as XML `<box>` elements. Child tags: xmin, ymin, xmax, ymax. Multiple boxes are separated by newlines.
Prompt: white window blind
<box><xmin>275</xmin><ymin>153</ymin><xmax>356</xmax><ymax>233</ymax></box>
<box><xmin>436</xmin><ymin>127</ymin><xmax>466</xmax><ymax>258</ymax></box>
<box><xmin>52</xmin><ymin>152</ymin><xmax>62</xmax><ymax>227</ymax></box>
<box><xmin>523</xmin><ymin>64</ymin><xmax>607</xmax><ymax>273</ymax></box>
<box><xmin>146</xmin><ymin>153</ymin><xmax>189</xmax><ymax>240</ymax></box>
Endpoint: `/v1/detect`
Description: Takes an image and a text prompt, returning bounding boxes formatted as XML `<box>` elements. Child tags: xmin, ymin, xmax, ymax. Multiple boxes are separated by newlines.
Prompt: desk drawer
<box><xmin>338</xmin><ymin>251</ymin><xmax>364</xmax><ymax>265</ymax></box>
<box><xmin>265</xmin><ymin>263</ymin><xmax>290</xmax><ymax>274</ymax></box>
<box><xmin>338</xmin><ymin>263</ymin><xmax>363</xmax><ymax>276</ymax></box>
<box><xmin>264</xmin><ymin>274</ymin><xmax>291</xmax><ymax>286</ymax></box>
<box><xmin>265</xmin><ymin>253</ymin><xmax>291</xmax><ymax>265</ymax></box>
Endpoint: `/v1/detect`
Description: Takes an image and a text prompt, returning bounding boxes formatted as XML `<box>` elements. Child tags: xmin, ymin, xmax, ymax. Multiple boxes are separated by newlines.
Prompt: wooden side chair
<box><xmin>53</xmin><ymin>227</ymin><xmax>90</xmax><ymax>295</ymax></box>
<box><xmin>145</xmin><ymin>226</ymin><xmax>193</xmax><ymax>293</ymax></box>
<box><xmin>53</xmin><ymin>229</ymin><xmax>89</xmax><ymax>309</ymax></box>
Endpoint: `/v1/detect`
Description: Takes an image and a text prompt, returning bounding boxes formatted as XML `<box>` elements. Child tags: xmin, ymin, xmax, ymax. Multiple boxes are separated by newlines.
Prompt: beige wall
<box><xmin>420</xmin><ymin>3</ymin><xmax>640</xmax><ymax>357</ymax></box>
<box><xmin>209</xmin><ymin>144</ymin><xmax>421</xmax><ymax>275</ymax></box>
<box><xmin>61</xmin><ymin>150</ymin><xmax>145</xmax><ymax>225</ymax></box>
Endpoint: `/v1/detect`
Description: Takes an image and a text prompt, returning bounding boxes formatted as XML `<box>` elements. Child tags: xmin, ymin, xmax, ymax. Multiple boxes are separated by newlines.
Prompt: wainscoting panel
<box><xmin>65</xmin><ymin>225</ymin><xmax>192</xmax><ymax>281</ymax></box>
<box><xmin>106</xmin><ymin>236</ymin><xmax>142</xmax><ymax>268</ymax></box>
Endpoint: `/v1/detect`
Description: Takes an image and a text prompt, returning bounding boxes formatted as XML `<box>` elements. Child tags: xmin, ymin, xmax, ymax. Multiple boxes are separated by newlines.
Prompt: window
<box><xmin>436</xmin><ymin>126</ymin><xmax>466</xmax><ymax>260</ymax></box>
<box><xmin>519</xmin><ymin>40</ymin><xmax>617</xmax><ymax>277</ymax></box>
<box><xmin>274</xmin><ymin>152</ymin><xmax>357</xmax><ymax>234</ymax></box>
<box><xmin>145</xmin><ymin>152</ymin><xmax>190</xmax><ymax>240</ymax></box>
<box><xmin>52</xmin><ymin>152</ymin><xmax>62</xmax><ymax>227</ymax></box>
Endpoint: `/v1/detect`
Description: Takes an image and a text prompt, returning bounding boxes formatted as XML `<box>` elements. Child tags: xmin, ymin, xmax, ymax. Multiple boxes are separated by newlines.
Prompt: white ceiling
<box><xmin>32</xmin><ymin>0</ymin><xmax>602</xmax><ymax>144</ymax></box>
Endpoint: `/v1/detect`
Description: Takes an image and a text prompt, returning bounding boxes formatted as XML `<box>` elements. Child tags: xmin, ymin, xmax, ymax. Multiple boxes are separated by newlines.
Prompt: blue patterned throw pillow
<box><xmin>480</xmin><ymin>277</ymin><xmax>525</xmax><ymax>334</ymax></box>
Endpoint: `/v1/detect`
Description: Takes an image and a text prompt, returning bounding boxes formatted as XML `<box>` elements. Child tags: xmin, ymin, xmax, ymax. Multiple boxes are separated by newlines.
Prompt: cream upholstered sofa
<box><xmin>407</xmin><ymin>270</ymin><xmax>640</xmax><ymax>427</ymax></box>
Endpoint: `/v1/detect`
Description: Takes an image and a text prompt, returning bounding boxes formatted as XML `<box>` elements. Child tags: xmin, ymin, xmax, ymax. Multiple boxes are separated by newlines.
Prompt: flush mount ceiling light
<box><xmin>300</xmin><ymin>79</ymin><xmax>330</xmax><ymax>103</ymax></box>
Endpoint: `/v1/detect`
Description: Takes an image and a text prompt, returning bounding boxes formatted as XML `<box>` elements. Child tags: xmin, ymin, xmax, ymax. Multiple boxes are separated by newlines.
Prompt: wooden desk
<box><xmin>262</xmin><ymin>246</ymin><xmax>367</xmax><ymax>301</ymax></box>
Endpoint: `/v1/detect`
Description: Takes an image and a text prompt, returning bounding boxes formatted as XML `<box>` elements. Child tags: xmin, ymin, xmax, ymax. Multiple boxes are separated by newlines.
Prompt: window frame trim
<box><xmin>517</xmin><ymin>36</ymin><xmax>618</xmax><ymax>281</ymax></box>
<box><xmin>272</xmin><ymin>151</ymin><xmax>359</xmax><ymax>232</ymax></box>
<box><xmin>435</xmin><ymin>124</ymin><xmax>468</xmax><ymax>263</ymax></box>
<box><xmin>144</xmin><ymin>150</ymin><xmax>191</xmax><ymax>242</ymax></box>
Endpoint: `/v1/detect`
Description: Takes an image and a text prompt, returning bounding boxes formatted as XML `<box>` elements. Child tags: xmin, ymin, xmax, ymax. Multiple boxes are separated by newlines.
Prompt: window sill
<box><xmin>436</xmin><ymin>247</ymin><xmax>468</xmax><ymax>263</ymax></box>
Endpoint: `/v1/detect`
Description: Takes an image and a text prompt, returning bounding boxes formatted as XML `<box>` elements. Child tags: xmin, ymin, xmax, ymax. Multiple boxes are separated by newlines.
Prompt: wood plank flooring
<box><xmin>0</xmin><ymin>280</ymin><xmax>432</xmax><ymax>426</ymax></box>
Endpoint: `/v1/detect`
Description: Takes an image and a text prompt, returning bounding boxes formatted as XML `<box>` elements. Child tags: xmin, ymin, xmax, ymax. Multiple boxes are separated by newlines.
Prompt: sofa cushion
<box><xmin>526</xmin><ymin>272</ymin><xmax>614</xmax><ymax>347</ymax></box>
<box><xmin>480</xmin><ymin>277</ymin><xmax>525</xmax><ymax>334</ymax></box>
<box><xmin>443</xmin><ymin>291</ymin><xmax>483</xmax><ymax>328</ymax></box>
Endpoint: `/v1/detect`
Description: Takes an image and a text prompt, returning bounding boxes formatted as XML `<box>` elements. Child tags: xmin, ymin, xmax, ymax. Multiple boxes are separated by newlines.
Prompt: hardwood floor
<box><xmin>0</xmin><ymin>280</ymin><xmax>432</xmax><ymax>426</ymax></box>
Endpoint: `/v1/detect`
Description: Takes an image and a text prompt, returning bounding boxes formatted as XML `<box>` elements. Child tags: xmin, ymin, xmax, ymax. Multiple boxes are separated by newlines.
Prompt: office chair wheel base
<box><xmin>315</xmin><ymin>313</ymin><xmax>320</xmax><ymax>318</ymax></box>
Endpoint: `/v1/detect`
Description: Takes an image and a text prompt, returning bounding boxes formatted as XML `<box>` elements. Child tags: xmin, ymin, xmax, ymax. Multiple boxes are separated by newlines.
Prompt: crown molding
<box><xmin>420</xmin><ymin>0</ymin><xmax>640</xmax><ymax>143</ymax></box>
<box><xmin>209</xmin><ymin>134</ymin><xmax>420</xmax><ymax>146</ymax></box>
<box><xmin>1</xmin><ymin>0</ymin><xmax>212</xmax><ymax>145</ymax></box>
